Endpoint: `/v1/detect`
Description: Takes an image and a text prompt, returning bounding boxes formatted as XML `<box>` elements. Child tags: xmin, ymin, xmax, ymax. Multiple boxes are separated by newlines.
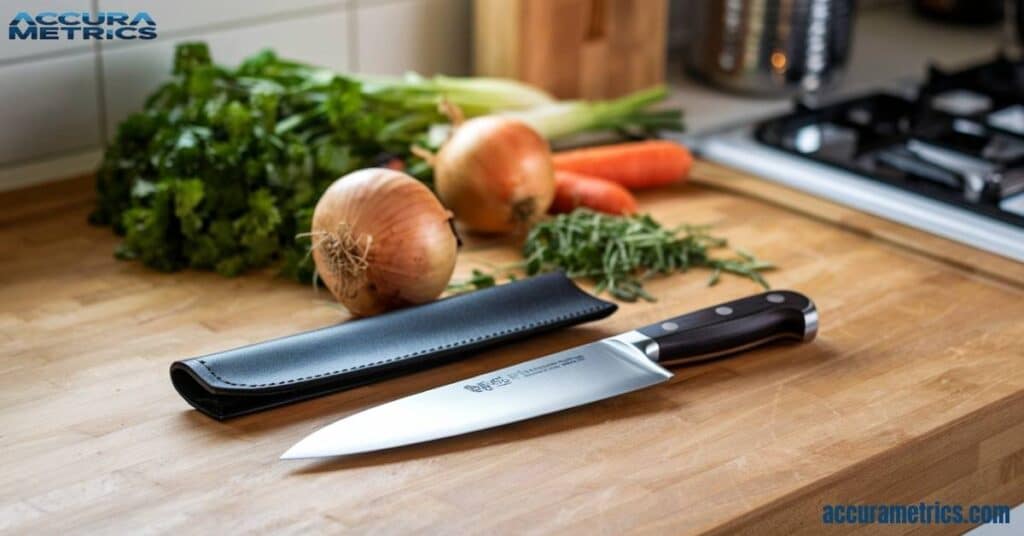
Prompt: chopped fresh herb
<box><xmin>519</xmin><ymin>209</ymin><xmax>773</xmax><ymax>301</ymax></box>
<box><xmin>446</xmin><ymin>269</ymin><xmax>497</xmax><ymax>294</ymax></box>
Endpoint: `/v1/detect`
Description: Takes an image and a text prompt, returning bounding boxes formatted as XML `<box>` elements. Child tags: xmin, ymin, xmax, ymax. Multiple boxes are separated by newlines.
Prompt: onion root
<box><xmin>306</xmin><ymin>224</ymin><xmax>373</xmax><ymax>301</ymax></box>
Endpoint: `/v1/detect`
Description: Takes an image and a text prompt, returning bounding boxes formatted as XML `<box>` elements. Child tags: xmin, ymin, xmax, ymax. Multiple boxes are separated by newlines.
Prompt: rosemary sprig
<box><xmin>530</xmin><ymin>209</ymin><xmax>774</xmax><ymax>301</ymax></box>
<box><xmin>449</xmin><ymin>209</ymin><xmax>774</xmax><ymax>301</ymax></box>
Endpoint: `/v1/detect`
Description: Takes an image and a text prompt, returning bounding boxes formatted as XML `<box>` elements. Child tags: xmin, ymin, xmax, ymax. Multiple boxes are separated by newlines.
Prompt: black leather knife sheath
<box><xmin>170</xmin><ymin>272</ymin><xmax>616</xmax><ymax>420</ymax></box>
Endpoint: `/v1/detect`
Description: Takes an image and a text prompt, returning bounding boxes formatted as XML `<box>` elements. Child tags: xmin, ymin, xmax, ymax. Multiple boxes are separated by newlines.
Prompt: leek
<box><xmin>355</xmin><ymin>75</ymin><xmax>684</xmax><ymax>140</ymax></box>
<box><xmin>502</xmin><ymin>85</ymin><xmax>684</xmax><ymax>140</ymax></box>
<box><xmin>357</xmin><ymin>72</ymin><xmax>556</xmax><ymax>116</ymax></box>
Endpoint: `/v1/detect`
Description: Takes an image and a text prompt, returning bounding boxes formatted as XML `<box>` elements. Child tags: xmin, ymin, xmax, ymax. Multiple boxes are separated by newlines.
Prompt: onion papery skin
<box><xmin>434</xmin><ymin>117</ymin><xmax>555</xmax><ymax>233</ymax></box>
<box><xmin>311</xmin><ymin>168</ymin><xmax>458</xmax><ymax>316</ymax></box>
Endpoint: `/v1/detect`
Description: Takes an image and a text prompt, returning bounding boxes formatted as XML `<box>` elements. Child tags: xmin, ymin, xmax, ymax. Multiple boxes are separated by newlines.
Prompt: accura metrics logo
<box><xmin>9</xmin><ymin>11</ymin><xmax>157</xmax><ymax>40</ymax></box>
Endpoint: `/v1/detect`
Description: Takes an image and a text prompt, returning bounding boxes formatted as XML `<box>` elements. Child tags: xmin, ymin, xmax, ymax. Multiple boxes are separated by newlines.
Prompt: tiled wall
<box><xmin>0</xmin><ymin>0</ymin><xmax>471</xmax><ymax>191</ymax></box>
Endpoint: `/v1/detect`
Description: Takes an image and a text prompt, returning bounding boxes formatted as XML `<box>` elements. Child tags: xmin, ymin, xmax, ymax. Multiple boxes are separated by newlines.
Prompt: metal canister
<box><xmin>685</xmin><ymin>0</ymin><xmax>857</xmax><ymax>96</ymax></box>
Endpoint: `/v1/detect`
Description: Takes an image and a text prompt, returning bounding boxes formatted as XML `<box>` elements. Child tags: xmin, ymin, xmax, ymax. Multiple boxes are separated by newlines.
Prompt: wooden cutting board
<box><xmin>1</xmin><ymin>166</ymin><xmax>1022</xmax><ymax>534</ymax></box>
<box><xmin>474</xmin><ymin>0</ymin><xmax>668</xmax><ymax>99</ymax></box>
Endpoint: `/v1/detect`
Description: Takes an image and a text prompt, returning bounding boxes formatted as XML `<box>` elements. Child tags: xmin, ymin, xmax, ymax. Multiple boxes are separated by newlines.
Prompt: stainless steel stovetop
<box><xmin>686</xmin><ymin>57</ymin><xmax>1024</xmax><ymax>263</ymax></box>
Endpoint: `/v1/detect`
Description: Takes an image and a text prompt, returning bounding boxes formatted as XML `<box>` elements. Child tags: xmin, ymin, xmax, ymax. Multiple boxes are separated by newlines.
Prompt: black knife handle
<box><xmin>636</xmin><ymin>291</ymin><xmax>817</xmax><ymax>366</ymax></box>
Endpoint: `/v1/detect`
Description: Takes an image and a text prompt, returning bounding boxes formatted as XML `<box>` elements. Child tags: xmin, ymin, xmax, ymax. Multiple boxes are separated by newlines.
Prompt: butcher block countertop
<box><xmin>2</xmin><ymin>163</ymin><xmax>1024</xmax><ymax>534</ymax></box>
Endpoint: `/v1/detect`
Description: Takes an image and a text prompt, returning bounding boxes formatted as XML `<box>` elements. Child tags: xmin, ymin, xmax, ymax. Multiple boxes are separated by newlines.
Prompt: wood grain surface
<box><xmin>1</xmin><ymin>168</ymin><xmax>1023</xmax><ymax>534</ymax></box>
<box><xmin>473</xmin><ymin>0</ymin><xmax>667</xmax><ymax>99</ymax></box>
<box><xmin>692</xmin><ymin>160</ymin><xmax>1024</xmax><ymax>289</ymax></box>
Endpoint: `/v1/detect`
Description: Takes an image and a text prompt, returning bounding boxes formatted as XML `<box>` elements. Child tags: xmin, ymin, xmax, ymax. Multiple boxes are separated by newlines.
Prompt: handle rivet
<box><xmin>661</xmin><ymin>321</ymin><xmax>679</xmax><ymax>332</ymax></box>
<box><xmin>715</xmin><ymin>306</ymin><xmax>733</xmax><ymax>316</ymax></box>
<box><xmin>766</xmin><ymin>293</ymin><xmax>785</xmax><ymax>303</ymax></box>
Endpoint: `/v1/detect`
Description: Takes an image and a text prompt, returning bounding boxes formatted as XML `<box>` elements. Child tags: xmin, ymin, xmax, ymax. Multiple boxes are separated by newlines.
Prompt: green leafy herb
<box><xmin>519</xmin><ymin>209</ymin><xmax>773</xmax><ymax>301</ymax></box>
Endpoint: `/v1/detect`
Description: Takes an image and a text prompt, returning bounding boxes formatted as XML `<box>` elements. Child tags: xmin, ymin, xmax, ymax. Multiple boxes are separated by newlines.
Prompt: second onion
<box><xmin>432</xmin><ymin>116</ymin><xmax>555</xmax><ymax>233</ymax></box>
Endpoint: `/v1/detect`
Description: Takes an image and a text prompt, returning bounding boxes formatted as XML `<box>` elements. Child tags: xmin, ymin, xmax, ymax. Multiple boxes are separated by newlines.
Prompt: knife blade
<box><xmin>281</xmin><ymin>290</ymin><xmax>817</xmax><ymax>459</ymax></box>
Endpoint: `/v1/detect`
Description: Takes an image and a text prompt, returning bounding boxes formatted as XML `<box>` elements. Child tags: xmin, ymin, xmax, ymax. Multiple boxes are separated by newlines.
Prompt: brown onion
<box><xmin>432</xmin><ymin>116</ymin><xmax>555</xmax><ymax>233</ymax></box>
<box><xmin>310</xmin><ymin>168</ymin><xmax>458</xmax><ymax>316</ymax></box>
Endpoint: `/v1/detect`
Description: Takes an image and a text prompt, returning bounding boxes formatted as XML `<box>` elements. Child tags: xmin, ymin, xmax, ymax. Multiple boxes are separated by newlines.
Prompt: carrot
<box><xmin>382</xmin><ymin>158</ymin><xmax>405</xmax><ymax>171</ymax></box>
<box><xmin>550</xmin><ymin>171</ymin><xmax>638</xmax><ymax>216</ymax></box>
<box><xmin>552</xmin><ymin>140</ymin><xmax>692</xmax><ymax>189</ymax></box>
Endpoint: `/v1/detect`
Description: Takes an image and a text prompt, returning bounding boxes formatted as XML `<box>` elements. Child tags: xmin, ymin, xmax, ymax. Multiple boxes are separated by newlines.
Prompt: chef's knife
<box><xmin>281</xmin><ymin>290</ymin><xmax>817</xmax><ymax>459</ymax></box>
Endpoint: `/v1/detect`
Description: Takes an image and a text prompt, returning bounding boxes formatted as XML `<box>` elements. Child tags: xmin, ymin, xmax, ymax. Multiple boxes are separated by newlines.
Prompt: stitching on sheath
<box><xmin>195</xmin><ymin>304</ymin><xmax>607</xmax><ymax>388</ymax></box>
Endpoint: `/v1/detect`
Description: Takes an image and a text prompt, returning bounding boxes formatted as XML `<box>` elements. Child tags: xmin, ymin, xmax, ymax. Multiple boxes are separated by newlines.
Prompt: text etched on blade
<box><xmin>463</xmin><ymin>355</ymin><xmax>585</xmax><ymax>393</ymax></box>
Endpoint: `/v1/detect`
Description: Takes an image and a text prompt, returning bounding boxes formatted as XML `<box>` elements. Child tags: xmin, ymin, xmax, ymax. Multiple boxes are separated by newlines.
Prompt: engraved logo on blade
<box><xmin>462</xmin><ymin>355</ymin><xmax>586</xmax><ymax>393</ymax></box>
<box><xmin>463</xmin><ymin>376</ymin><xmax>508</xmax><ymax>393</ymax></box>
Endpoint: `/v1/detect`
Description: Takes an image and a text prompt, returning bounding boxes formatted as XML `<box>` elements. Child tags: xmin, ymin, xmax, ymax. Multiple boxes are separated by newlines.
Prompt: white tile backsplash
<box><xmin>354</xmin><ymin>0</ymin><xmax>470</xmax><ymax>76</ymax></box>
<box><xmin>0</xmin><ymin>51</ymin><xmax>100</xmax><ymax>166</ymax></box>
<box><xmin>0</xmin><ymin>0</ymin><xmax>478</xmax><ymax>191</ymax></box>
<box><xmin>97</xmin><ymin>0</ymin><xmax>346</xmax><ymax>39</ymax></box>
<box><xmin>102</xmin><ymin>9</ymin><xmax>350</xmax><ymax>139</ymax></box>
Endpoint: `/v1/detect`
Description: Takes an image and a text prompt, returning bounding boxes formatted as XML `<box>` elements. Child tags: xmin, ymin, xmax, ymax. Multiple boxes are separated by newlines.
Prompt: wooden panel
<box><xmin>604</xmin><ymin>0</ymin><xmax>667</xmax><ymax>98</ymax></box>
<box><xmin>1</xmin><ymin>169</ymin><xmax>1023</xmax><ymax>533</ymax></box>
<box><xmin>519</xmin><ymin>0</ymin><xmax>589</xmax><ymax>98</ymax></box>
<box><xmin>474</xmin><ymin>0</ymin><xmax>667</xmax><ymax>99</ymax></box>
<box><xmin>473</xmin><ymin>0</ymin><xmax>521</xmax><ymax>78</ymax></box>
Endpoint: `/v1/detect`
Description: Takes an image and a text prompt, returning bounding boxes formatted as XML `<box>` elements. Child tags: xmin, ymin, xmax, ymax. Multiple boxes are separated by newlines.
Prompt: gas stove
<box><xmin>690</xmin><ymin>56</ymin><xmax>1024</xmax><ymax>263</ymax></box>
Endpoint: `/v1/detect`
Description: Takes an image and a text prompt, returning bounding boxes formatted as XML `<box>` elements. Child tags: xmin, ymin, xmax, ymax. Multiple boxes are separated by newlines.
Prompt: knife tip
<box><xmin>279</xmin><ymin>446</ymin><xmax>306</xmax><ymax>460</ymax></box>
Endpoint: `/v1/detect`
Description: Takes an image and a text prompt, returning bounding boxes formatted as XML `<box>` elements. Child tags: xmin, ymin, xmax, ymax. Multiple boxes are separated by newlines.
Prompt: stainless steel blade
<box><xmin>281</xmin><ymin>333</ymin><xmax>671</xmax><ymax>459</ymax></box>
